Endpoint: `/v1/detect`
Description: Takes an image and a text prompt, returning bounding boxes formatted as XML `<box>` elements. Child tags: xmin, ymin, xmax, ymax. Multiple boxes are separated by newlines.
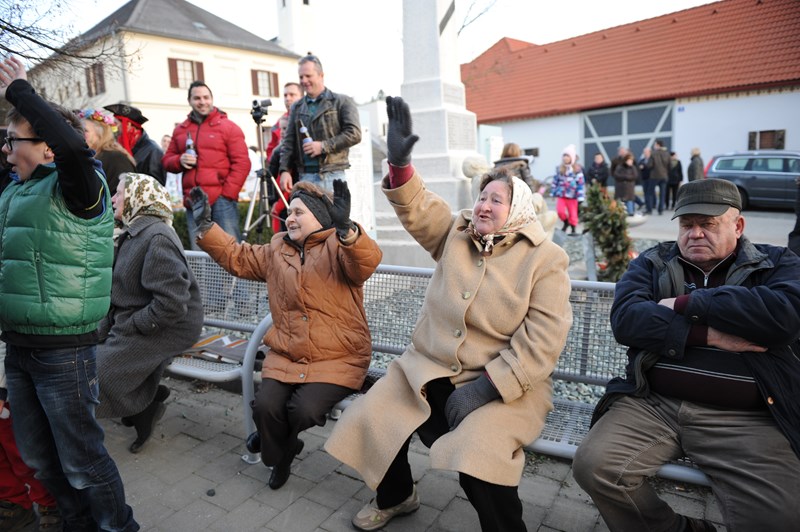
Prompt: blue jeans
<box><xmin>653</xmin><ymin>179</ymin><xmax>667</xmax><ymax>214</ymax></box>
<box><xmin>299</xmin><ymin>170</ymin><xmax>347</xmax><ymax>193</ymax></box>
<box><xmin>186</xmin><ymin>195</ymin><xmax>241</xmax><ymax>250</ymax></box>
<box><xmin>5</xmin><ymin>344</ymin><xmax>138</xmax><ymax>531</ymax></box>
<box><xmin>643</xmin><ymin>179</ymin><xmax>656</xmax><ymax>213</ymax></box>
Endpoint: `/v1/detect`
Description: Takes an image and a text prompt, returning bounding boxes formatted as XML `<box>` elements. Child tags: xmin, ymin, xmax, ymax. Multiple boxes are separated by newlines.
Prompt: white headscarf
<box><xmin>465</xmin><ymin>175</ymin><xmax>539</xmax><ymax>255</ymax></box>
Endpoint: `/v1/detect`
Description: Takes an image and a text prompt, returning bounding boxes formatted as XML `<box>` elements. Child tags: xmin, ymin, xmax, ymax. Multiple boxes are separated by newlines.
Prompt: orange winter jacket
<box><xmin>198</xmin><ymin>223</ymin><xmax>382</xmax><ymax>390</ymax></box>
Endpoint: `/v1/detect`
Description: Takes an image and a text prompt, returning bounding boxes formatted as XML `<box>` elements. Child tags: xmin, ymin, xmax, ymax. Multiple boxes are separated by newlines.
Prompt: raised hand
<box><xmin>189</xmin><ymin>186</ymin><xmax>214</xmax><ymax>236</ymax></box>
<box><xmin>0</xmin><ymin>56</ymin><xmax>27</xmax><ymax>100</ymax></box>
<box><xmin>330</xmin><ymin>179</ymin><xmax>354</xmax><ymax>238</ymax></box>
<box><xmin>385</xmin><ymin>96</ymin><xmax>419</xmax><ymax>166</ymax></box>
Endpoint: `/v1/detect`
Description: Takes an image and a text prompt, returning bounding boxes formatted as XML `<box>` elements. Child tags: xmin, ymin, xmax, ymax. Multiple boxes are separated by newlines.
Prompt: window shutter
<box><xmin>85</xmin><ymin>67</ymin><xmax>94</xmax><ymax>97</ymax></box>
<box><xmin>270</xmin><ymin>72</ymin><xmax>279</xmax><ymax>97</ymax></box>
<box><xmin>96</xmin><ymin>63</ymin><xmax>105</xmax><ymax>94</ymax></box>
<box><xmin>748</xmin><ymin>132</ymin><xmax>756</xmax><ymax>150</ymax></box>
<box><xmin>168</xmin><ymin>58</ymin><xmax>178</xmax><ymax>88</ymax></box>
<box><xmin>195</xmin><ymin>61</ymin><xmax>205</xmax><ymax>82</ymax></box>
<box><xmin>251</xmin><ymin>70</ymin><xmax>259</xmax><ymax>94</ymax></box>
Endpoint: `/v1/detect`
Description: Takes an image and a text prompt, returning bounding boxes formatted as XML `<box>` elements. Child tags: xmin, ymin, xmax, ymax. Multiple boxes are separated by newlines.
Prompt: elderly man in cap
<box><xmin>573</xmin><ymin>178</ymin><xmax>800</xmax><ymax>532</ymax></box>
<box><xmin>104</xmin><ymin>103</ymin><xmax>165</xmax><ymax>184</ymax></box>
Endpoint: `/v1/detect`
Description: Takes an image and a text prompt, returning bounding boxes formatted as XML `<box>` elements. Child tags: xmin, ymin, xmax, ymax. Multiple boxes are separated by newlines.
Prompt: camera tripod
<box><xmin>242</xmin><ymin>99</ymin><xmax>289</xmax><ymax>242</ymax></box>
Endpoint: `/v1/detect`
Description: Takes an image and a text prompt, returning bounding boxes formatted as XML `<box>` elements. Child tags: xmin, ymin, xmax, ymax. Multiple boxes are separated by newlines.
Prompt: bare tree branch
<box><xmin>0</xmin><ymin>0</ymin><xmax>135</xmax><ymax>77</ymax></box>
<box><xmin>458</xmin><ymin>0</ymin><xmax>497</xmax><ymax>36</ymax></box>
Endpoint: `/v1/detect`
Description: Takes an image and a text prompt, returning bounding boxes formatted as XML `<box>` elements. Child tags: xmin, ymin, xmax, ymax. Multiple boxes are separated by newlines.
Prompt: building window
<box><xmin>251</xmin><ymin>70</ymin><xmax>279</xmax><ymax>97</ymax></box>
<box><xmin>85</xmin><ymin>63</ymin><xmax>105</xmax><ymax>97</ymax></box>
<box><xmin>168</xmin><ymin>58</ymin><xmax>205</xmax><ymax>89</ymax></box>
<box><xmin>748</xmin><ymin>130</ymin><xmax>785</xmax><ymax>150</ymax></box>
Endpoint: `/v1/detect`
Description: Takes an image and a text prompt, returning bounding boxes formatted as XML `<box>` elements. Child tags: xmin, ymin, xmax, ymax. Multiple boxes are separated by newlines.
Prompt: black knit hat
<box><xmin>289</xmin><ymin>189</ymin><xmax>333</xmax><ymax>228</ymax></box>
<box><xmin>671</xmin><ymin>179</ymin><xmax>742</xmax><ymax>220</ymax></box>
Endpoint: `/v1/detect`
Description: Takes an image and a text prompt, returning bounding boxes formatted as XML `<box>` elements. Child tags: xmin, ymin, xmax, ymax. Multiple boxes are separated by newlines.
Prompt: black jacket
<box><xmin>133</xmin><ymin>130</ymin><xmax>166</xmax><ymax>185</ymax></box>
<box><xmin>596</xmin><ymin>237</ymin><xmax>800</xmax><ymax>458</ymax></box>
<box><xmin>586</xmin><ymin>162</ymin><xmax>610</xmax><ymax>187</ymax></box>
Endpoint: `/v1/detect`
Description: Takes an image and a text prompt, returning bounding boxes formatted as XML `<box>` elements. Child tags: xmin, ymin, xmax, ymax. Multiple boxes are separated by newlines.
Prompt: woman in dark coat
<box><xmin>613</xmin><ymin>152</ymin><xmax>638</xmax><ymax>215</ymax></box>
<box><xmin>96</xmin><ymin>173</ymin><xmax>203</xmax><ymax>453</ymax></box>
<box><xmin>688</xmin><ymin>147</ymin><xmax>704</xmax><ymax>182</ymax></box>
<box><xmin>586</xmin><ymin>152</ymin><xmax>610</xmax><ymax>191</ymax></box>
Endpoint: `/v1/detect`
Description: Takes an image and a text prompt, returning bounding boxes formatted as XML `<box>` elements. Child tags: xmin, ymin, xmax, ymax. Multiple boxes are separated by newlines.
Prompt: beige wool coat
<box><xmin>325</xmin><ymin>172</ymin><xmax>573</xmax><ymax>488</ymax></box>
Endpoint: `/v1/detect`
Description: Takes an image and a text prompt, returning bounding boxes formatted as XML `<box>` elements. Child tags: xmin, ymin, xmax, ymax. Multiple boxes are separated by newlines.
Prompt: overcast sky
<box><xmin>62</xmin><ymin>0</ymin><xmax>717</xmax><ymax>103</ymax></box>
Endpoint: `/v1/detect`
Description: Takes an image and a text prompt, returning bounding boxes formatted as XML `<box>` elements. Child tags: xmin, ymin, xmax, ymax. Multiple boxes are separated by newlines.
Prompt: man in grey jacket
<box><xmin>279</xmin><ymin>54</ymin><xmax>361</xmax><ymax>193</ymax></box>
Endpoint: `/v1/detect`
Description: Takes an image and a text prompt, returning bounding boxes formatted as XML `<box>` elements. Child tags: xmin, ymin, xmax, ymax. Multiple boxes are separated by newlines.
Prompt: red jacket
<box><xmin>162</xmin><ymin>107</ymin><xmax>250</xmax><ymax>206</ymax></box>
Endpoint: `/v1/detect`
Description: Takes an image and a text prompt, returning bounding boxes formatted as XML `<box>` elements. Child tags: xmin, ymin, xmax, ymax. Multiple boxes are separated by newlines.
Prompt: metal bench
<box><xmin>180</xmin><ymin>251</ymin><xmax>710</xmax><ymax>485</ymax></box>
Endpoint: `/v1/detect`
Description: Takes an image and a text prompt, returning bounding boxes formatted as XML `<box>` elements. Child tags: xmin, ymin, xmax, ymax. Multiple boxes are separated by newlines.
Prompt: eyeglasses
<box><xmin>3</xmin><ymin>137</ymin><xmax>45</xmax><ymax>150</ymax></box>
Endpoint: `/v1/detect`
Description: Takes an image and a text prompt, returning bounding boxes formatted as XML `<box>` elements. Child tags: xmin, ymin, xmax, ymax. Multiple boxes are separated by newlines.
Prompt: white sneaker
<box><xmin>352</xmin><ymin>485</ymin><xmax>420</xmax><ymax>530</ymax></box>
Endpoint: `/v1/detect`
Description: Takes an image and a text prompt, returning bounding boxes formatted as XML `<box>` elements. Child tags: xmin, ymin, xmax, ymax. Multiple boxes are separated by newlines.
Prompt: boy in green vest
<box><xmin>0</xmin><ymin>56</ymin><xmax>138</xmax><ymax>531</ymax></box>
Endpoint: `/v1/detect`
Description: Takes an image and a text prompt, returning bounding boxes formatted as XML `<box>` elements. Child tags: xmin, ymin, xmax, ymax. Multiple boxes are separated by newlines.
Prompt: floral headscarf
<box><xmin>119</xmin><ymin>173</ymin><xmax>173</xmax><ymax>228</ymax></box>
<box><xmin>465</xmin><ymin>175</ymin><xmax>539</xmax><ymax>256</ymax></box>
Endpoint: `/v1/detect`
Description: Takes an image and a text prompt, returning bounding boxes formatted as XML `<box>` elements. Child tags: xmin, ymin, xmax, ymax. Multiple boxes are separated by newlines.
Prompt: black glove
<box><xmin>444</xmin><ymin>373</ymin><xmax>500</xmax><ymax>430</ymax></box>
<box><xmin>189</xmin><ymin>186</ymin><xmax>214</xmax><ymax>236</ymax></box>
<box><xmin>330</xmin><ymin>179</ymin><xmax>354</xmax><ymax>238</ymax></box>
<box><xmin>386</xmin><ymin>96</ymin><xmax>419</xmax><ymax>166</ymax></box>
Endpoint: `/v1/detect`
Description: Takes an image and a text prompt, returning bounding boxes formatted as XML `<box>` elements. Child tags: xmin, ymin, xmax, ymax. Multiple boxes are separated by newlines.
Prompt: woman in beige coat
<box><xmin>325</xmin><ymin>97</ymin><xmax>573</xmax><ymax>532</ymax></box>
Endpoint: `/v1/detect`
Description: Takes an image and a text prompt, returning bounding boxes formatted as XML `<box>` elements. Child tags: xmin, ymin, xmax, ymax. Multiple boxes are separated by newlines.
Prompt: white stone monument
<box><xmin>399</xmin><ymin>0</ymin><xmax>479</xmax><ymax>210</ymax></box>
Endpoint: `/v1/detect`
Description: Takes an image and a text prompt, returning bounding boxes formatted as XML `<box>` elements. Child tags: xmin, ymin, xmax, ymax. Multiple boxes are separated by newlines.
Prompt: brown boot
<box><xmin>0</xmin><ymin>501</ymin><xmax>35</xmax><ymax>532</ymax></box>
<box><xmin>36</xmin><ymin>504</ymin><xmax>63</xmax><ymax>531</ymax></box>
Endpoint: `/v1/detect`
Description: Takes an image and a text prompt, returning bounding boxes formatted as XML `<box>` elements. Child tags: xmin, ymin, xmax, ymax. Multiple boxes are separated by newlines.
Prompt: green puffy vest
<box><xmin>0</xmin><ymin>165</ymin><xmax>113</xmax><ymax>335</ymax></box>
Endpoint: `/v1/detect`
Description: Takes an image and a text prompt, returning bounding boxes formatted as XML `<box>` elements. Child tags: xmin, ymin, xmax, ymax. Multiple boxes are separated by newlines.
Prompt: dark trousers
<box><xmin>665</xmin><ymin>183</ymin><xmax>680</xmax><ymax>209</ymax></box>
<box><xmin>643</xmin><ymin>179</ymin><xmax>656</xmax><ymax>213</ymax></box>
<box><xmin>376</xmin><ymin>378</ymin><xmax>526</xmax><ymax>532</ymax></box>
<box><xmin>252</xmin><ymin>378</ymin><xmax>353</xmax><ymax>466</ymax></box>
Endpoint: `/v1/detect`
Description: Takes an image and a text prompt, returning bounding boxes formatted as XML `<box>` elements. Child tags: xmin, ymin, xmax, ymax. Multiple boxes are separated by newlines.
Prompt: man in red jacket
<box><xmin>162</xmin><ymin>81</ymin><xmax>250</xmax><ymax>247</ymax></box>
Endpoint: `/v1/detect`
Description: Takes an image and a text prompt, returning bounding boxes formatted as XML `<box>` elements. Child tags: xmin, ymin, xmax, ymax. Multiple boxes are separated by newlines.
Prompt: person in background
<box><xmin>574</xmin><ymin>178</ymin><xmax>800</xmax><ymax>531</ymax></box>
<box><xmin>648</xmin><ymin>139</ymin><xmax>671</xmax><ymax>215</ymax></box>
<box><xmin>104</xmin><ymin>104</ymin><xmax>165</xmax><ymax>185</ymax></box>
<box><xmin>613</xmin><ymin>152</ymin><xmax>638</xmax><ymax>216</ymax></box>
<box><xmin>189</xmin><ymin>178</ymin><xmax>381</xmax><ymax>491</ymax></box>
<box><xmin>586</xmin><ymin>152</ymin><xmax>610</xmax><ymax>192</ymax></box>
<box><xmin>0</xmin><ymin>55</ymin><xmax>138</xmax><ymax>532</ymax></box>
<box><xmin>492</xmin><ymin>142</ymin><xmax>536</xmax><ymax>190</ymax></box>
<box><xmin>96</xmin><ymin>173</ymin><xmax>203</xmax><ymax>454</ymax></box>
<box><xmin>551</xmin><ymin>144</ymin><xmax>585</xmax><ymax>235</ymax></box>
<box><xmin>688</xmin><ymin>147</ymin><xmax>704</xmax><ymax>182</ymax></box>
<box><xmin>266</xmin><ymin>82</ymin><xmax>304</xmax><ymax>232</ymax></box>
<box><xmin>325</xmin><ymin>96</ymin><xmax>572</xmax><ymax>532</ymax></box>
<box><xmin>666</xmin><ymin>150</ymin><xmax>683</xmax><ymax>210</ymax></box>
<box><xmin>279</xmin><ymin>54</ymin><xmax>361</xmax><ymax>193</ymax></box>
<box><xmin>639</xmin><ymin>147</ymin><xmax>654</xmax><ymax>214</ymax></box>
<box><xmin>78</xmin><ymin>107</ymin><xmax>135</xmax><ymax>193</ymax></box>
<box><xmin>162</xmin><ymin>80</ymin><xmax>250</xmax><ymax>247</ymax></box>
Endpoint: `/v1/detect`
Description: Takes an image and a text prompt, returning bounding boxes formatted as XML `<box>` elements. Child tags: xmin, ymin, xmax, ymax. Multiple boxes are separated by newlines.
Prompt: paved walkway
<box><xmin>85</xmin><ymin>377</ymin><xmax>722</xmax><ymax>532</ymax></box>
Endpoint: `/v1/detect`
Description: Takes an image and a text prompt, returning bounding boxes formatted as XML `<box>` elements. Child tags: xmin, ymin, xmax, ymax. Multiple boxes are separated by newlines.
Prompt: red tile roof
<box><xmin>461</xmin><ymin>0</ymin><xmax>800</xmax><ymax>124</ymax></box>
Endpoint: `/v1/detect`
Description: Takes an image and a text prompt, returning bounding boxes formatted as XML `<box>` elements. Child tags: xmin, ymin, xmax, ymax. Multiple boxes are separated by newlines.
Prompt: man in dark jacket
<box><xmin>279</xmin><ymin>54</ymin><xmax>361</xmax><ymax>194</ymax></box>
<box><xmin>573</xmin><ymin>178</ymin><xmax>800</xmax><ymax>532</ymax></box>
<box><xmin>648</xmin><ymin>138</ymin><xmax>671</xmax><ymax>215</ymax></box>
<box><xmin>104</xmin><ymin>103</ymin><xmax>165</xmax><ymax>185</ymax></box>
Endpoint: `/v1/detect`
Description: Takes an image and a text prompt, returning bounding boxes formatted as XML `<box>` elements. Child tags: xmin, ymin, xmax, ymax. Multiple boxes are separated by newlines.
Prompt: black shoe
<box><xmin>128</xmin><ymin>400</ymin><xmax>167</xmax><ymax>454</ymax></box>
<box><xmin>246</xmin><ymin>431</ymin><xmax>261</xmax><ymax>454</ymax></box>
<box><xmin>155</xmin><ymin>384</ymin><xmax>171</xmax><ymax>403</ymax></box>
<box><xmin>268</xmin><ymin>439</ymin><xmax>304</xmax><ymax>490</ymax></box>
